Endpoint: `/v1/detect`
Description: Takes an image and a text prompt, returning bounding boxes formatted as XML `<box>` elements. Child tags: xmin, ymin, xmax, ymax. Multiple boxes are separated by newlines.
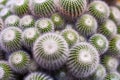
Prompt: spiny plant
<box><xmin>107</xmin><ymin>35</ymin><xmax>120</xmax><ymax>57</ymax></box>
<box><xmin>9</xmin><ymin>50</ymin><xmax>30</xmax><ymax>74</ymax></box>
<box><xmin>29</xmin><ymin>0</ymin><xmax>56</xmax><ymax>17</ymax></box>
<box><xmin>51</xmin><ymin>13</ymin><xmax>64</xmax><ymax>30</ymax></box>
<box><xmin>67</xmin><ymin>42</ymin><xmax>99</xmax><ymax>78</ymax></box>
<box><xmin>101</xmin><ymin>55</ymin><xmax>119</xmax><ymax>72</ymax></box>
<box><xmin>35</xmin><ymin>18</ymin><xmax>54</xmax><ymax>33</ymax></box>
<box><xmin>20</xmin><ymin>15</ymin><xmax>35</xmax><ymax>29</ymax></box>
<box><xmin>0</xmin><ymin>0</ymin><xmax>119</xmax><ymax>80</ymax></box>
<box><xmin>55</xmin><ymin>0</ymin><xmax>87</xmax><ymax>20</ymax></box>
<box><xmin>4</xmin><ymin>15</ymin><xmax>20</xmax><ymax>27</ymax></box>
<box><xmin>76</xmin><ymin>14</ymin><xmax>98</xmax><ymax>37</ymax></box>
<box><xmin>110</xmin><ymin>6</ymin><xmax>120</xmax><ymax>26</ymax></box>
<box><xmin>104</xmin><ymin>72</ymin><xmax>120</xmax><ymax>80</ymax></box>
<box><xmin>61</xmin><ymin>25</ymin><xmax>79</xmax><ymax>47</ymax></box>
<box><xmin>98</xmin><ymin>19</ymin><xmax>117</xmax><ymax>40</ymax></box>
<box><xmin>0</xmin><ymin>8</ymin><xmax>11</xmax><ymax>20</ymax></box>
<box><xmin>0</xmin><ymin>61</ymin><xmax>14</xmax><ymax>80</ymax></box>
<box><xmin>12</xmin><ymin>0</ymin><xmax>29</xmax><ymax>16</ymax></box>
<box><xmin>33</xmin><ymin>33</ymin><xmax>69</xmax><ymax>70</ymax></box>
<box><xmin>0</xmin><ymin>27</ymin><xmax>22</xmax><ymax>53</ymax></box>
<box><xmin>88</xmin><ymin>1</ymin><xmax>110</xmax><ymax>24</ymax></box>
<box><xmin>89</xmin><ymin>34</ymin><xmax>109</xmax><ymax>55</ymax></box>
<box><xmin>22</xmin><ymin>27</ymin><xmax>39</xmax><ymax>50</ymax></box>
<box><xmin>90</xmin><ymin>64</ymin><xmax>106</xmax><ymax>80</ymax></box>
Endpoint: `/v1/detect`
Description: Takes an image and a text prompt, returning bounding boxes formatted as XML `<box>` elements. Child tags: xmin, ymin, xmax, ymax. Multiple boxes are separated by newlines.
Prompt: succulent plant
<box><xmin>5</xmin><ymin>15</ymin><xmax>20</xmax><ymax>27</ymax></box>
<box><xmin>90</xmin><ymin>64</ymin><xmax>106</xmax><ymax>80</ymax></box>
<box><xmin>89</xmin><ymin>34</ymin><xmax>109</xmax><ymax>55</ymax></box>
<box><xmin>61</xmin><ymin>25</ymin><xmax>79</xmax><ymax>47</ymax></box>
<box><xmin>20</xmin><ymin>15</ymin><xmax>35</xmax><ymax>29</ymax></box>
<box><xmin>55</xmin><ymin>0</ymin><xmax>87</xmax><ymax>20</ymax></box>
<box><xmin>0</xmin><ymin>61</ymin><xmax>14</xmax><ymax>80</ymax></box>
<box><xmin>98</xmin><ymin>19</ymin><xmax>117</xmax><ymax>40</ymax></box>
<box><xmin>0</xmin><ymin>0</ymin><xmax>119</xmax><ymax>80</ymax></box>
<box><xmin>67</xmin><ymin>42</ymin><xmax>100</xmax><ymax>78</ymax></box>
<box><xmin>110</xmin><ymin>6</ymin><xmax>120</xmax><ymax>26</ymax></box>
<box><xmin>107</xmin><ymin>35</ymin><xmax>120</xmax><ymax>57</ymax></box>
<box><xmin>22</xmin><ymin>27</ymin><xmax>39</xmax><ymax>50</ymax></box>
<box><xmin>76</xmin><ymin>14</ymin><xmax>98</xmax><ymax>37</ymax></box>
<box><xmin>104</xmin><ymin>72</ymin><xmax>120</xmax><ymax>80</ymax></box>
<box><xmin>51</xmin><ymin>13</ymin><xmax>64</xmax><ymax>30</ymax></box>
<box><xmin>9</xmin><ymin>50</ymin><xmax>30</xmax><ymax>74</ymax></box>
<box><xmin>0</xmin><ymin>27</ymin><xmax>22</xmax><ymax>53</ymax></box>
<box><xmin>33</xmin><ymin>33</ymin><xmax>69</xmax><ymax>70</ymax></box>
<box><xmin>88</xmin><ymin>1</ymin><xmax>110</xmax><ymax>24</ymax></box>
<box><xmin>35</xmin><ymin>18</ymin><xmax>54</xmax><ymax>33</ymax></box>
<box><xmin>12</xmin><ymin>0</ymin><xmax>29</xmax><ymax>16</ymax></box>
<box><xmin>0</xmin><ymin>8</ymin><xmax>11</xmax><ymax>20</ymax></box>
<box><xmin>101</xmin><ymin>55</ymin><xmax>119</xmax><ymax>72</ymax></box>
<box><xmin>29</xmin><ymin>0</ymin><xmax>56</xmax><ymax>17</ymax></box>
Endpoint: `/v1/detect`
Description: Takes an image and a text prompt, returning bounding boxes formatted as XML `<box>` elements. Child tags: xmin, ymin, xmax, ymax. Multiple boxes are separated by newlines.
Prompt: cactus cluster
<box><xmin>0</xmin><ymin>0</ymin><xmax>119</xmax><ymax>80</ymax></box>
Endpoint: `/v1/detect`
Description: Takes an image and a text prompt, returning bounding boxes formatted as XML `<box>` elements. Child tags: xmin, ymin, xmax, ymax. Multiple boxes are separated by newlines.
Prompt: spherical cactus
<box><xmin>104</xmin><ymin>72</ymin><xmax>120</xmax><ymax>80</ymax></box>
<box><xmin>90</xmin><ymin>64</ymin><xmax>106</xmax><ymax>80</ymax></box>
<box><xmin>12</xmin><ymin>0</ymin><xmax>29</xmax><ymax>16</ymax></box>
<box><xmin>33</xmin><ymin>33</ymin><xmax>69</xmax><ymax>70</ymax></box>
<box><xmin>98</xmin><ymin>19</ymin><xmax>117</xmax><ymax>40</ymax></box>
<box><xmin>67</xmin><ymin>42</ymin><xmax>100</xmax><ymax>78</ymax></box>
<box><xmin>88</xmin><ymin>1</ymin><xmax>110</xmax><ymax>24</ymax></box>
<box><xmin>55</xmin><ymin>0</ymin><xmax>87</xmax><ymax>20</ymax></box>
<box><xmin>89</xmin><ymin>34</ymin><xmax>109</xmax><ymax>55</ymax></box>
<box><xmin>101</xmin><ymin>55</ymin><xmax>119</xmax><ymax>72</ymax></box>
<box><xmin>110</xmin><ymin>6</ymin><xmax>120</xmax><ymax>26</ymax></box>
<box><xmin>22</xmin><ymin>27</ymin><xmax>39</xmax><ymax>50</ymax></box>
<box><xmin>107</xmin><ymin>35</ymin><xmax>120</xmax><ymax>57</ymax></box>
<box><xmin>35</xmin><ymin>18</ymin><xmax>54</xmax><ymax>33</ymax></box>
<box><xmin>24</xmin><ymin>72</ymin><xmax>54</xmax><ymax>80</ymax></box>
<box><xmin>51</xmin><ymin>13</ymin><xmax>64</xmax><ymax>30</ymax></box>
<box><xmin>20</xmin><ymin>15</ymin><xmax>35</xmax><ymax>30</ymax></box>
<box><xmin>0</xmin><ymin>27</ymin><xmax>22</xmax><ymax>53</ymax></box>
<box><xmin>9</xmin><ymin>51</ymin><xmax>30</xmax><ymax>74</ymax></box>
<box><xmin>5</xmin><ymin>15</ymin><xmax>20</xmax><ymax>27</ymax></box>
<box><xmin>61</xmin><ymin>26</ymin><xmax>79</xmax><ymax>47</ymax></box>
<box><xmin>29</xmin><ymin>0</ymin><xmax>56</xmax><ymax>17</ymax></box>
<box><xmin>0</xmin><ymin>61</ymin><xmax>14</xmax><ymax>80</ymax></box>
<box><xmin>76</xmin><ymin>14</ymin><xmax>98</xmax><ymax>37</ymax></box>
<box><xmin>0</xmin><ymin>8</ymin><xmax>11</xmax><ymax>20</ymax></box>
